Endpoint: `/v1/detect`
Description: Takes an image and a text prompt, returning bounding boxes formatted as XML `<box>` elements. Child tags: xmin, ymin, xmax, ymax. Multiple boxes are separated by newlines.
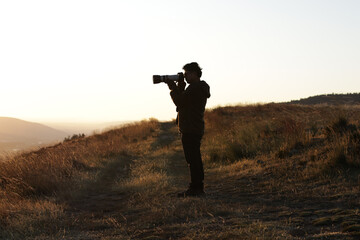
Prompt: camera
<box><xmin>153</xmin><ymin>72</ymin><xmax>184</xmax><ymax>84</ymax></box>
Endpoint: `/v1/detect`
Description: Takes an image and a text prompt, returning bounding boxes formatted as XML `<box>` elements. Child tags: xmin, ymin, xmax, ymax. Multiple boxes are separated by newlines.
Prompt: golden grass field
<box><xmin>0</xmin><ymin>104</ymin><xmax>359</xmax><ymax>239</ymax></box>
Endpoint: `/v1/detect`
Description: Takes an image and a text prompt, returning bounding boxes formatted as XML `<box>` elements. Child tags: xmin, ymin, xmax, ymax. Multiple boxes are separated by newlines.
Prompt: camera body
<box><xmin>153</xmin><ymin>72</ymin><xmax>184</xmax><ymax>84</ymax></box>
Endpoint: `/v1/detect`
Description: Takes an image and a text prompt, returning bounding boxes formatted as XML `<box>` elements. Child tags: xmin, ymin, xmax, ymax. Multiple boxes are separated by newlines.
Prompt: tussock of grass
<box><xmin>0</xmin><ymin>199</ymin><xmax>65</xmax><ymax>239</ymax></box>
<box><xmin>325</xmin><ymin>116</ymin><xmax>360</xmax><ymax>168</ymax></box>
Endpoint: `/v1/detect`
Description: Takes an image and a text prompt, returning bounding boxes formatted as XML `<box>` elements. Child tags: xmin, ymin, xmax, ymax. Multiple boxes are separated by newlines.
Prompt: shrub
<box><xmin>64</xmin><ymin>133</ymin><xmax>85</xmax><ymax>142</ymax></box>
<box><xmin>325</xmin><ymin>115</ymin><xmax>357</xmax><ymax>139</ymax></box>
<box><xmin>325</xmin><ymin>116</ymin><xmax>360</xmax><ymax>168</ymax></box>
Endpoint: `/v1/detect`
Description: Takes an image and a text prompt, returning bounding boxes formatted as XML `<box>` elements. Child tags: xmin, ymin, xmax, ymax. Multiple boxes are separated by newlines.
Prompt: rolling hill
<box><xmin>0</xmin><ymin>117</ymin><xmax>68</xmax><ymax>153</ymax></box>
<box><xmin>0</xmin><ymin>104</ymin><xmax>359</xmax><ymax>239</ymax></box>
<box><xmin>288</xmin><ymin>93</ymin><xmax>360</xmax><ymax>105</ymax></box>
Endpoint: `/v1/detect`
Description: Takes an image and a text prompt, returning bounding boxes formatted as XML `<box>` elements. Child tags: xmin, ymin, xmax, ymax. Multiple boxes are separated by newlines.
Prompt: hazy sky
<box><xmin>1</xmin><ymin>0</ymin><xmax>359</xmax><ymax>122</ymax></box>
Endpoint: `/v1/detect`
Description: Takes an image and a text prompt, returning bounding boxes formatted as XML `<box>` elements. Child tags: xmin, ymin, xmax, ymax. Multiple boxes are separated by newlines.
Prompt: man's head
<box><xmin>183</xmin><ymin>62</ymin><xmax>202</xmax><ymax>84</ymax></box>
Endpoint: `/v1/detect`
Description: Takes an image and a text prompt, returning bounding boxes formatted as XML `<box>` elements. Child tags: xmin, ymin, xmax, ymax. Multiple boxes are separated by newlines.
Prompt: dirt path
<box><xmin>63</xmin><ymin>122</ymin><xmax>360</xmax><ymax>239</ymax></box>
<box><xmin>65</xmin><ymin>154</ymin><xmax>133</xmax><ymax>239</ymax></box>
<box><xmin>205</xmin><ymin>167</ymin><xmax>360</xmax><ymax>239</ymax></box>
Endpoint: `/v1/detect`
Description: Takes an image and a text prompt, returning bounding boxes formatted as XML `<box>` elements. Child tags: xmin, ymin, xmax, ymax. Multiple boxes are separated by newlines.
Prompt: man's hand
<box><xmin>166</xmin><ymin>80</ymin><xmax>177</xmax><ymax>90</ymax></box>
<box><xmin>178</xmin><ymin>81</ymin><xmax>186</xmax><ymax>92</ymax></box>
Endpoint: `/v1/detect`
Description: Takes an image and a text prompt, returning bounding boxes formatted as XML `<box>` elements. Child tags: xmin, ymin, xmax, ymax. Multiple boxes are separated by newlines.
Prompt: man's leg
<box><xmin>180</xmin><ymin>133</ymin><xmax>204</xmax><ymax>195</ymax></box>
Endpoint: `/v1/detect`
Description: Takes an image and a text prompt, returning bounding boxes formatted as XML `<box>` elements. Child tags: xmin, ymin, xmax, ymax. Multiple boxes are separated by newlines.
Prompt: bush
<box><xmin>64</xmin><ymin>133</ymin><xmax>85</xmax><ymax>142</ymax></box>
<box><xmin>325</xmin><ymin>116</ymin><xmax>357</xmax><ymax>139</ymax></box>
<box><xmin>325</xmin><ymin>116</ymin><xmax>360</xmax><ymax>168</ymax></box>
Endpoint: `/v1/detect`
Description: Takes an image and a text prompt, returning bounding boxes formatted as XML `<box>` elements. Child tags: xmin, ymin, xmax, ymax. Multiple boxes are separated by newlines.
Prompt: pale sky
<box><xmin>1</xmin><ymin>0</ymin><xmax>359</xmax><ymax>123</ymax></box>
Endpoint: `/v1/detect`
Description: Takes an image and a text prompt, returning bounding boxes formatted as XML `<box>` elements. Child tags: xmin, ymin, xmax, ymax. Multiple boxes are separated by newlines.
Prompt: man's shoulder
<box><xmin>184</xmin><ymin>81</ymin><xmax>210</xmax><ymax>98</ymax></box>
<box><xmin>187</xmin><ymin>81</ymin><xmax>208</xmax><ymax>90</ymax></box>
<box><xmin>195</xmin><ymin>80</ymin><xmax>210</xmax><ymax>98</ymax></box>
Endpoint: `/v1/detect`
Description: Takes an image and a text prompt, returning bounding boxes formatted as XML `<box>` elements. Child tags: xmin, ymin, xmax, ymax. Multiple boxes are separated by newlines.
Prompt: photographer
<box><xmin>166</xmin><ymin>62</ymin><xmax>211</xmax><ymax>197</ymax></box>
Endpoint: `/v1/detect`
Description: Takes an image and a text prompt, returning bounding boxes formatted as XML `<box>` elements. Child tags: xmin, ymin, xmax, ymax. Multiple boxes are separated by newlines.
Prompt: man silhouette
<box><xmin>166</xmin><ymin>62</ymin><xmax>211</xmax><ymax>197</ymax></box>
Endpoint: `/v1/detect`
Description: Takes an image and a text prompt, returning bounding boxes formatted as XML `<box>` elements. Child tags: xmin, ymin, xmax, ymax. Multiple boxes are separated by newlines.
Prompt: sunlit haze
<box><xmin>1</xmin><ymin>0</ymin><xmax>359</xmax><ymax>123</ymax></box>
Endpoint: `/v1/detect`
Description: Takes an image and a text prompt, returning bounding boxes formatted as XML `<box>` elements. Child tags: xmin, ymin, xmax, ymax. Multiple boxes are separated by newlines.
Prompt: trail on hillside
<box><xmin>63</xmin><ymin>122</ymin><xmax>360</xmax><ymax>239</ymax></box>
<box><xmin>64</xmin><ymin>122</ymin><xmax>190</xmax><ymax>239</ymax></box>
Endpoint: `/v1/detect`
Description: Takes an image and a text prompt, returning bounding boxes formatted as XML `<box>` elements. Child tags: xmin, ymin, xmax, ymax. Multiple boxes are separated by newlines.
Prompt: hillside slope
<box><xmin>64</xmin><ymin>121</ymin><xmax>360</xmax><ymax>239</ymax></box>
<box><xmin>0</xmin><ymin>117</ymin><xmax>68</xmax><ymax>153</ymax></box>
<box><xmin>0</xmin><ymin>117</ymin><xmax>67</xmax><ymax>142</ymax></box>
<box><xmin>0</xmin><ymin>105</ymin><xmax>359</xmax><ymax>239</ymax></box>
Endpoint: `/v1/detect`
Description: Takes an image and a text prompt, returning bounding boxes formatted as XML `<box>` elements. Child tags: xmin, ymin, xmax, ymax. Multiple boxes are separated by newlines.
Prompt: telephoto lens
<box><xmin>153</xmin><ymin>72</ymin><xmax>184</xmax><ymax>84</ymax></box>
<box><xmin>153</xmin><ymin>75</ymin><xmax>162</xmax><ymax>84</ymax></box>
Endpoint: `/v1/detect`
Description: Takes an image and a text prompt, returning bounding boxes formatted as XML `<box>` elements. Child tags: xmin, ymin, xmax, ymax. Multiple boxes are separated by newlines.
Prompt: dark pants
<box><xmin>181</xmin><ymin>133</ymin><xmax>204</xmax><ymax>189</ymax></box>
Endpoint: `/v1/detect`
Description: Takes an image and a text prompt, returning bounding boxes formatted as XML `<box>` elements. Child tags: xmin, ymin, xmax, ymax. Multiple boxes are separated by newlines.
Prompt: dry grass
<box><xmin>0</xmin><ymin>119</ymin><xmax>159</xmax><ymax>239</ymax></box>
<box><xmin>1</xmin><ymin>104</ymin><xmax>360</xmax><ymax>239</ymax></box>
<box><xmin>203</xmin><ymin>104</ymin><xmax>360</xmax><ymax>170</ymax></box>
<box><xmin>0</xmin><ymin>119</ymin><xmax>159</xmax><ymax>195</ymax></box>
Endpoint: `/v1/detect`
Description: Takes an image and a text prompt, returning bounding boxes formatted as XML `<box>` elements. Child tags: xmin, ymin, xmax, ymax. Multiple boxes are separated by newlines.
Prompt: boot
<box><xmin>177</xmin><ymin>183</ymin><xmax>205</xmax><ymax>198</ymax></box>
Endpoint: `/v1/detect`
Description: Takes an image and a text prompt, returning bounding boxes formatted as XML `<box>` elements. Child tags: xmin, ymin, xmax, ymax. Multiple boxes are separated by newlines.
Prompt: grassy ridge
<box><xmin>0</xmin><ymin>104</ymin><xmax>360</xmax><ymax>239</ymax></box>
<box><xmin>203</xmin><ymin>104</ymin><xmax>360</xmax><ymax>169</ymax></box>
<box><xmin>0</xmin><ymin>119</ymin><xmax>159</xmax><ymax>238</ymax></box>
<box><xmin>0</xmin><ymin>119</ymin><xmax>159</xmax><ymax>196</ymax></box>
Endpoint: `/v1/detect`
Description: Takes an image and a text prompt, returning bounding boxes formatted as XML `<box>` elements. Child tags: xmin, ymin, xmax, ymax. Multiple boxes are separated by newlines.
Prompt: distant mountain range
<box><xmin>0</xmin><ymin>117</ymin><xmax>68</xmax><ymax>154</ymax></box>
<box><xmin>44</xmin><ymin>121</ymin><xmax>132</xmax><ymax>136</ymax></box>
<box><xmin>287</xmin><ymin>93</ymin><xmax>360</xmax><ymax>105</ymax></box>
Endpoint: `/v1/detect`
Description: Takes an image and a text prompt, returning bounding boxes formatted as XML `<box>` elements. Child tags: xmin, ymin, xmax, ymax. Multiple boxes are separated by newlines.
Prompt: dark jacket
<box><xmin>170</xmin><ymin>80</ymin><xmax>211</xmax><ymax>136</ymax></box>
